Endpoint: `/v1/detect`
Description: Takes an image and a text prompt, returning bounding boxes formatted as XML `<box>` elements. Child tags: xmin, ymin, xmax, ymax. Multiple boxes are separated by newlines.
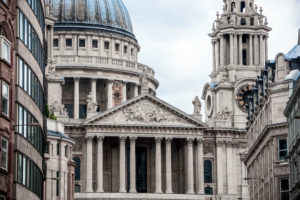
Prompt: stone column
<box><xmin>234</xmin><ymin>34</ymin><xmax>238</xmax><ymax>65</ymax></box>
<box><xmin>212</xmin><ymin>41</ymin><xmax>216</xmax><ymax>72</ymax></box>
<box><xmin>134</xmin><ymin>84</ymin><xmax>139</xmax><ymax>97</ymax></box>
<box><xmin>226</xmin><ymin>141</ymin><xmax>233</xmax><ymax>194</ymax></box>
<box><xmin>74</xmin><ymin>77</ymin><xmax>80</xmax><ymax>119</ymax></box>
<box><xmin>155</xmin><ymin>137</ymin><xmax>162</xmax><ymax>193</ymax></box>
<box><xmin>165</xmin><ymin>137</ymin><xmax>173</xmax><ymax>193</ymax></box>
<box><xmin>91</xmin><ymin>78</ymin><xmax>97</xmax><ymax>102</ymax></box>
<box><xmin>265</xmin><ymin>36</ymin><xmax>269</xmax><ymax>61</ymax></box>
<box><xmin>197</xmin><ymin>139</ymin><xmax>204</xmax><ymax>194</ymax></box>
<box><xmin>216</xmin><ymin>141</ymin><xmax>224</xmax><ymax>194</ymax></box>
<box><xmin>260</xmin><ymin>35</ymin><xmax>265</xmax><ymax>65</ymax></box>
<box><xmin>107</xmin><ymin>80</ymin><xmax>113</xmax><ymax>109</ymax></box>
<box><xmin>119</xmin><ymin>136</ymin><xmax>126</xmax><ymax>193</ymax></box>
<box><xmin>122</xmin><ymin>81</ymin><xmax>127</xmax><ymax>102</ymax></box>
<box><xmin>220</xmin><ymin>35</ymin><xmax>224</xmax><ymax>66</ymax></box>
<box><xmin>215</xmin><ymin>39</ymin><xmax>220</xmax><ymax>68</ymax></box>
<box><xmin>230</xmin><ymin>34</ymin><xmax>234</xmax><ymax>65</ymax></box>
<box><xmin>239</xmin><ymin>34</ymin><xmax>243</xmax><ymax>66</ymax></box>
<box><xmin>96</xmin><ymin>136</ymin><xmax>104</xmax><ymax>192</ymax></box>
<box><xmin>249</xmin><ymin>34</ymin><xmax>253</xmax><ymax>66</ymax></box>
<box><xmin>186</xmin><ymin>138</ymin><xmax>194</xmax><ymax>194</ymax></box>
<box><xmin>254</xmin><ymin>34</ymin><xmax>259</xmax><ymax>65</ymax></box>
<box><xmin>129</xmin><ymin>137</ymin><xmax>137</xmax><ymax>193</ymax></box>
<box><xmin>86</xmin><ymin>136</ymin><xmax>93</xmax><ymax>192</ymax></box>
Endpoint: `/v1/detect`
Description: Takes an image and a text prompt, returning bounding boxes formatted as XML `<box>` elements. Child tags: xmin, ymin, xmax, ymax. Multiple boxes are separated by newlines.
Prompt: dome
<box><xmin>51</xmin><ymin>0</ymin><xmax>135</xmax><ymax>40</ymax></box>
<box><xmin>286</xmin><ymin>44</ymin><xmax>300</xmax><ymax>60</ymax></box>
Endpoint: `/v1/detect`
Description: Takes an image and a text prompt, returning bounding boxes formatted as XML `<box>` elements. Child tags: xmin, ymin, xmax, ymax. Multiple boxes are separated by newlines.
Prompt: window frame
<box><xmin>278</xmin><ymin>139</ymin><xmax>288</xmax><ymax>161</ymax></box>
<box><xmin>0</xmin><ymin>36</ymin><xmax>11</xmax><ymax>64</ymax></box>
<box><xmin>2</xmin><ymin>81</ymin><xmax>9</xmax><ymax>117</ymax></box>
<box><xmin>66</xmin><ymin>38</ymin><xmax>72</xmax><ymax>47</ymax></box>
<box><xmin>0</xmin><ymin>194</ymin><xmax>6</xmax><ymax>200</ymax></box>
<box><xmin>92</xmin><ymin>40</ymin><xmax>98</xmax><ymax>48</ymax></box>
<box><xmin>53</xmin><ymin>38</ymin><xmax>59</xmax><ymax>47</ymax></box>
<box><xmin>104</xmin><ymin>41</ymin><xmax>110</xmax><ymax>50</ymax></box>
<box><xmin>1</xmin><ymin>138</ymin><xmax>8</xmax><ymax>171</ymax></box>
<box><xmin>280</xmin><ymin>178</ymin><xmax>289</xmax><ymax>200</ymax></box>
<box><xmin>79</xmin><ymin>39</ymin><xmax>85</xmax><ymax>48</ymax></box>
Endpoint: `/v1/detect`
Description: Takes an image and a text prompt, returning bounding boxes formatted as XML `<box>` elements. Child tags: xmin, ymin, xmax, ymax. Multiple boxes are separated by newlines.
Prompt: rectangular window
<box><xmin>115</xmin><ymin>43</ymin><xmax>120</xmax><ymax>51</ymax></box>
<box><xmin>1</xmin><ymin>138</ymin><xmax>8</xmax><ymax>170</ymax></box>
<box><xmin>79</xmin><ymin>39</ymin><xmax>85</xmax><ymax>47</ymax></box>
<box><xmin>57</xmin><ymin>142</ymin><xmax>60</xmax><ymax>155</ymax></box>
<box><xmin>124</xmin><ymin>45</ymin><xmax>128</xmax><ymax>54</ymax></box>
<box><xmin>92</xmin><ymin>40</ymin><xmax>98</xmax><ymax>48</ymax></box>
<box><xmin>65</xmin><ymin>145</ymin><xmax>68</xmax><ymax>157</ymax></box>
<box><xmin>1</xmin><ymin>39</ymin><xmax>11</xmax><ymax>63</ymax></box>
<box><xmin>66</xmin><ymin>39</ymin><xmax>72</xmax><ymax>47</ymax></box>
<box><xmin>44</xmin><ymin>141</ymin><xmax>49</xmax><ymax>154</ymax></box>
<box><xmin>104</xmin><ymin>41</ymin><xmax>110</xmax><ymax>50</ymax></box>
<box><xmin>2</xmin><ymin>82</ymin><xmax>9</xmax><ymax>116</ymax></box>
<box><xmin>56</xmin><ymin>171</ymin><xmax>60</xmax><ymax>196</ymax></box>
<box><xmin>280</xmin><ymin>179</ymin><xmax>289</xmax><ymax>200</ymax></box>
<box><xmin>131</xmin><ymin>48</ymin><xmax>134</xmax><ymax>56</ymax></box>
<box><xmin>278</xmin><ymin>139</ymin><xmax>288</xmax><ymax>161</ymax></box>
<box><xmin>53</xmin><ymin>39</ymin><xmax>59</xmax><ymax>47</ymax></box>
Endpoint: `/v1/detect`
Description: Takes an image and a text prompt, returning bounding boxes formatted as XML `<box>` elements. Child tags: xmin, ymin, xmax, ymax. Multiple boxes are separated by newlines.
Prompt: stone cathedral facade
<box><xmin>44</xmin><ymin>0</ymin><xmax>271</xmax><ymax>199</ymax></box>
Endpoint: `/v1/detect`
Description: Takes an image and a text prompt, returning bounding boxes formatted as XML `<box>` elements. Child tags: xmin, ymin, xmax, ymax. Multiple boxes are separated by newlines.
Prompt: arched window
<box><xmin>240</xmin><ymin>1</ymin><xmax>246</xmax><ymax>13</ymax></box>
<box><xmin>73</xmin><ymin>157</ymin><xmax>81</xmax><ymax>180</ymax></box>
<box><xmin>204</xmin><ymin>160</ymin><xmax>213</xmax><ymax>183</ymax></box>
<box><xmin>231</xmin><ymin>2</ymin><xmax>236</xmax><ymax>12</ymax></box>
<box><xmin>0</xmin><ymin>26</ymin><xmax>10</xmax><ymax>64</ymax></box>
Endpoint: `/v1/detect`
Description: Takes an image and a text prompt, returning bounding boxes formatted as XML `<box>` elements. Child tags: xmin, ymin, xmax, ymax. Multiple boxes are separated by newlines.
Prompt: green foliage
<box><xmin>44</xmin><ymin>104</ymin><xmax>50</xmax><ymax>118</ymax></box>
<box><xmin>50</xmin><ymin>112</ymin><xmax>57</xmax><ymax>120</ymax></box>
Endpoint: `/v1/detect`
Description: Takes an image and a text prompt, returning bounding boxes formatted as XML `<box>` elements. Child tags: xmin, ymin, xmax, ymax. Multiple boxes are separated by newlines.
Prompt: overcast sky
<box><xmin>123</xmin><ymin>0</ymin><xmax>300</xmax><ymax>115</ymax></box>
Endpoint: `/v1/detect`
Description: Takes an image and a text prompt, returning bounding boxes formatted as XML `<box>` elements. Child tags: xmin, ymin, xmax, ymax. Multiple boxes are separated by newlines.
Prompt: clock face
<box><xmin>236</xmin><ymin>84</ymin><xmax>253</xmax><ymax>112</ymax></box>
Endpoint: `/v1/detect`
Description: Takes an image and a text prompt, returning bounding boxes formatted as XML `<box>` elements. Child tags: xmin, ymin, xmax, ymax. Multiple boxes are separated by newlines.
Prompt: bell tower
<box><xmin>202</xmin><ymin>0</ymin><xmax>271</xmax><ymax>128</ymax></box>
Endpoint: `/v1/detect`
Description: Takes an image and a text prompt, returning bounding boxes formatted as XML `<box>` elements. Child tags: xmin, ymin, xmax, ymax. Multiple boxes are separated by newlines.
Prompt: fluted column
<box><xmin>91</xmin><ymin>78</ymin><xmax>97</xmax><ymax>102</ymax></box>
<box><xmin>129</xmin><ymin>137</ymin><xmax>137</xmax><ymax>193</ymax></box>
<box><xmin>212</xmin><ymin>41</ymin><xmax>216</xmax><ymax>72</ymax></box>
<box><xmin>215</xmin><ymin>39</ymin><xmax>220</xmax><ymax>68</ymax></box>
<box><xmin>134</xmin><ymin>84</ymin><xmax>139</xmax><ymax>97</ymax></box>
<box><xmin>234</xmin><ymin>34</ymin><xmax>238</xmax><ymax>65</ymax></box>
<box><xmin>86</xmin><ymin>136</ymin><xmax>93</xmax><ymax>192</ymax></box>
<box><xmin>230</xmin><ymin>34</ymin><xmax>234</xmax><ymax>65</ymax></box>
<box><xmin>265</xmin><ymin>36</ymin><xmax>269</xmax><ymax>61</ymax></box>
<box><xmin>220</xmin><ymin>35</ymin><xmax>224</xmax><ymax>66</ymax></box>
<box><xmin>239</xmin><ymin>34</ymin><xmax>243</xmax><ymax>65</ymax></box>
<box><xmin>226</xmin><ymin>141</ymin><xmax>233</xmax><ymax>194</ymax></box>
<box><xmin>107</xmin><ymin>80</ymin><xmax>113</xmax><ymax>109</ymax></box>
<box><xmin>186</xmin><ymin>138</ymin><xmax>194</xmax><ymax>194</ymax></box>
<box><xmin>122</xmin><ymin>81</ymin><xmax>127</xmax><ymax>102</ymax></box>
<box><xmin>96</xmin><ymin>136</ymin><xmax>104</xmax><ymax>192</ymax></box>
<box><xmin>119</xmin><ymin>136</ymin><xmax>126</xmax><ymax>193</ymax></box>
<box><xmin>254</xmin><ymin>34</ymin><xmax>259</xmax><ymax>65</ymax></box>
<box><xmin>249</xmin><ymin>34</ymin><xmax>253</xmax><ymax>65</ymax></box>
<box><xmin>74</xmin><ymin>77</ymin><xmax>80</xmax><ymax>119</ymax></box>
<box><xmin>216</xmin><ymin>141</ymin><xmax>224</xmax><ymax>194</ymax></box>
<box><xmin>197</xmin><ymin>139</ymin><xmax>204</xmax><ymax>194</ymax></box>
<box><xmin>155</xmin><ymin>137</ymin><xmax>162</xmax><ymax>193</ymax></box>
<box><xmin>260</xmin><ymin>35</ymin><xmax>265</xmax><ymax>65</ymax></box>
<box><xmin>165</xmin><ymin>137</ymin><xmax>173</xmax><ymax>193</ymax></box>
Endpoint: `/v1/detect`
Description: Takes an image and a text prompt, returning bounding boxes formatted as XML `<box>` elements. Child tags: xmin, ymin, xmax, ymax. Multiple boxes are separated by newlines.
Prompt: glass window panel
<box><xmin>19</xmin><ymin>58</ymin><xmax>24</xmax><ymax>87</ymax></box>
<box><xmin>17</xmin><ymin>154</ymin><xmax>23</xmax><ymax>183</ymax></box>
<box><xmin>2</xmin><ymin>40</ymin><xmax>10</xmax><ymax>63</ymax></box>
<box><xmin>19</xmin><ymin>13</ymin><xmax>24</xmax><ymax>41</ymax></box>
<box><xmin>24</xmin><ymin>64</ymin><xmax>27</xmax><ymax>91</ymax></box>
<box><xmin>204</xmin><ymin>160</ymin><xmax>213</xmax><ymax>183</ymax></box>
<box><xmin>24</xmin><ymin>110</ymin><xmax>27</xmax><ymax>138</ymax></box>
<box><xmin>22</xmin><ymin>157</ymin><xmax>26</xmax><ymax>185</ymax></box>
<box><xmin>24</xmin><ymin>18</ymin><xmax>28</xmax><ymax>45</ymax></box>
<box><xmin>2</xmin><ymin>83</ymin><xmax>9</xmax><ymax>116</ymax></box>
<box><xmin>1</xmin><ymin>138</ymin><xmax>8</xmax><ymax>170</ymax></box>
<box><xmin>18</xmin><ymin>106</ymin><xmax>23</xmax><ymax>134</ymax></box>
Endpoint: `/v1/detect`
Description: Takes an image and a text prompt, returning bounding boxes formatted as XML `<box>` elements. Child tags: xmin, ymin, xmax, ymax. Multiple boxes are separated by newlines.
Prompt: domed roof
<box><xmin>51</xmin><ymin>0</ymin><xmax>135</xmax><ymax>39</ymax></box>
<box><xmin>286</xmin><ymin>45</ymin><xmax>300</xmax><ymax>60</ymax></box>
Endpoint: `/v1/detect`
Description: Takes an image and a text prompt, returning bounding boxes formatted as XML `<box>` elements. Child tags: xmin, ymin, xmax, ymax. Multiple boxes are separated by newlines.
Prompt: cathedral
<box><xmin>44</xmin><ymin>0</ymin><xmax>271</xmax><ymax>199</ymax></box>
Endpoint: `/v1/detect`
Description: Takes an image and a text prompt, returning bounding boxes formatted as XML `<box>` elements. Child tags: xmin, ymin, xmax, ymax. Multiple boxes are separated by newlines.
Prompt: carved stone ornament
<box><xmin>215</xmin><ymin>107</ymin><xmax>232</xmax><ymax>121</ymax></box>
<box><xmin>139</xmin><ymin>69</ymin><xmax>150</xmax><ymax>92</ymax></box>
<box><xmin>50</xmin><ymin>101</ymin><xmax>68</xmax><ymax>116</ymax></box>
<box><xmin>86</xmin><ymin>92</ymin><xmax>98</xmax><ymax>112</ymax></box>
<box><xmin>203</xmin><ymin>142</ymin><xmax>214</xmax><ymax>154</ymax></box>
<box><xmin>192</xmin><ymin>96</ymin><xmax>202</xmax><ymax>115</ymax></box>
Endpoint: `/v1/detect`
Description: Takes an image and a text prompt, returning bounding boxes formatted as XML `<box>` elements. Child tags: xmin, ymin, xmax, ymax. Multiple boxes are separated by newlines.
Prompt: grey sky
<box><xmin>123</xmin><ymin>0</ymin><xmax>300</xmax><ymax>115</ymax></box>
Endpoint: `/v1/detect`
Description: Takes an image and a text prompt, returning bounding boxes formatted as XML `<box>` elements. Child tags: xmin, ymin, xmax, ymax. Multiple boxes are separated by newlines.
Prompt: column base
<box><xmin>165</xmin><ymin>190</ymin><xmax>173</xmax><ymax>194</ymax></box>
<box><xmin>96</xmin><ymin>189</ymin><xmax>104</xmax><ymax>193</ymax></box>
<box><xmin>186</xmin><ymin>190</ymin><xmax>194</xmax><ymax>194</ymax></box>
<box><xmin>154</xmin><ymin>190</ymin><xmax>163</xmax><ymax>194</ymax></box>
<box><xmin>85</xmin><ymin>189</ymin><xmax>93</xmax><ymax>193</ymax></box>
<box><xmin>119</xmin><ymin>189</ymin><xmax>127</xmax><ymax>193</ymax></box>
<box><xmin>129</xmin><ymin>189</ymin><xmax>137</xmax><ymax>193</ymax></box>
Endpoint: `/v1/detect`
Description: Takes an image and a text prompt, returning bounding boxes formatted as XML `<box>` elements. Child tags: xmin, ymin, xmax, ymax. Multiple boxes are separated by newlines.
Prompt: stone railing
<box><xmin>53</xmin><ymin>55</ymin><xmax>155</xmax><ymax>77</ymax></box>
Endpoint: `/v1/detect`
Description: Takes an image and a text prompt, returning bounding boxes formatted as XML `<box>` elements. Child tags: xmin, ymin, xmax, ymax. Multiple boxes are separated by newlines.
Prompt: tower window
<box><xmin>250</xmin><ymin>18</ymin><xmax>254</xmax><ymax>26</ymax></box>
<box><xmin>242</xmin><ymin>49</ymin><xmax>247</xmax><ymax>65</ymax></box>
<box><xmin>92</xmin><ymin>40</ymin><xmax>98</xmax><ymax>48</ymax></box>
<box><xmin>131</xmin><ymin>48</ymin><xmax>134</xmax><ymax>56</ymax></box>
<box><xmin>242</xmin><ymin>35</ymin><xmax>247</xmax><ymax>43</ymax></box>
<box><xmin>104</xmin><ymin>41</ymin><xmax>110</xmax><ymax>50</ymax></box>
<box><xmin>204</xmin><ymin>160</ymin><xmax>213</xmax><ymax>183</ymax></box>
<box><xmin>66</xmin><ymin>38</ymin><xmax>72</xmax><ymax>47</ymax></box>
<box><xmin>241</xmin><ymin>18</ymin><xmax>246</xmax><ymax>25</ymax></box>
<box><xmin>231</xmin><ymin>2</ymin><xmax>236</xmax><ymax>12</ymax></box>
<box><xmin>240</xmin><ymin>1</ymin><xmax>245</xmax><ymax>13</ymax></box>
<box><xmin>79</xmin><ymin>39</ymin><xmax>85</xmax><ymax>47</ymax></box>
<box><xmin>53</xmin><ymin>39</ymin><xmax>59</xmax><ymax>47</ymax></box>
<box><xmin>124</xmin><ymin>45</ymin><xmax>128</xmax><ymax>54</ymax></box>
<box><xmin>115</xmin><ymin>43</ymin><xmax>120</xmax><ymax>51</ymax></box>
<box><xmin>73</xmin><ymin>157</ymin><xmax>81</xmax><ymax>180</ymax></box>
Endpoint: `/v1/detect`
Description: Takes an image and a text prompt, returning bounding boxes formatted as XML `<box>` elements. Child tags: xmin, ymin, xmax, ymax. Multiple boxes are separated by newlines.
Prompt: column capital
<box><xmin>119</xmin><ymin>136</ymin><xmax>127</xmax><ymax>142</ymax></box>
<box><xmin>197</xmin><ymin>138</ymin><xmax>204</xmax><ymax>144</ymax></box>
<box><xmin>216</xmin><ymin>140</ymin><xmax>225</xmax><ymax>146</ymax></box>
<box><xmin>155</xmin><ymin>137</ymin><xmax>162</xmax><ymax>143</ymax></box>
<box><xmin>85</xmin><ymin>136</ymin><xmax>93</xmax><ymax>143</ymax></box>
<box><xmin>186</xmin><ymin>138</ymin><xmax>194</xmax><ymax>144</ymax></box>
<box><xmin>130</xmin><ymin>136</ymin><xmax>137</xmax><ymax>142</ymax></box>
<box><xmin>74</xmin><ymin>77</ymin><xmax>80</xmax><ymax>81</ymax></box>
<box><xmin>91</xmin><ymin>77</ymin><xmax>98</xmax><ymax>81</ymax></box>
<box><xmin>226</xmin><ymin>141</ymin><xmax>233</xmax><ymax>147</ymax></box>
<box><xmin>165</xmin><ymin>137</ymin><xmax>173</xmax><ymax>143</ymax></box>
<box><xmin>96</xmin><ymin>136</ymin><xmax>104</xmax><ymax>142</ymax></box>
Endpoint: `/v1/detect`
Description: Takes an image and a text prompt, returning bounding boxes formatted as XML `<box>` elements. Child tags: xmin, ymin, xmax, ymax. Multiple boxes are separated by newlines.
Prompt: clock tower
<box><xmin>202</xmin><ymin>0</ymin><xmax>271</xmax><ymax>128</ymax></box>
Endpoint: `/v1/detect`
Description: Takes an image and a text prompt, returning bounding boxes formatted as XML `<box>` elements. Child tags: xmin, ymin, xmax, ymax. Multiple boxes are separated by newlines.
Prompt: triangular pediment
<box><xmin>85</xmin><ymin>94</ymin><xmax>205</xmax><ymax>128</ymax></box>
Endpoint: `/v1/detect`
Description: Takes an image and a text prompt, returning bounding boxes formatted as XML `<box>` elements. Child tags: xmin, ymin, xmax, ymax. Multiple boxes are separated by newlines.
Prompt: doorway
<box><xmin>136</xmin><ymin>147</ymin><xmax>147</xmax><ymax>192</ymax></box>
